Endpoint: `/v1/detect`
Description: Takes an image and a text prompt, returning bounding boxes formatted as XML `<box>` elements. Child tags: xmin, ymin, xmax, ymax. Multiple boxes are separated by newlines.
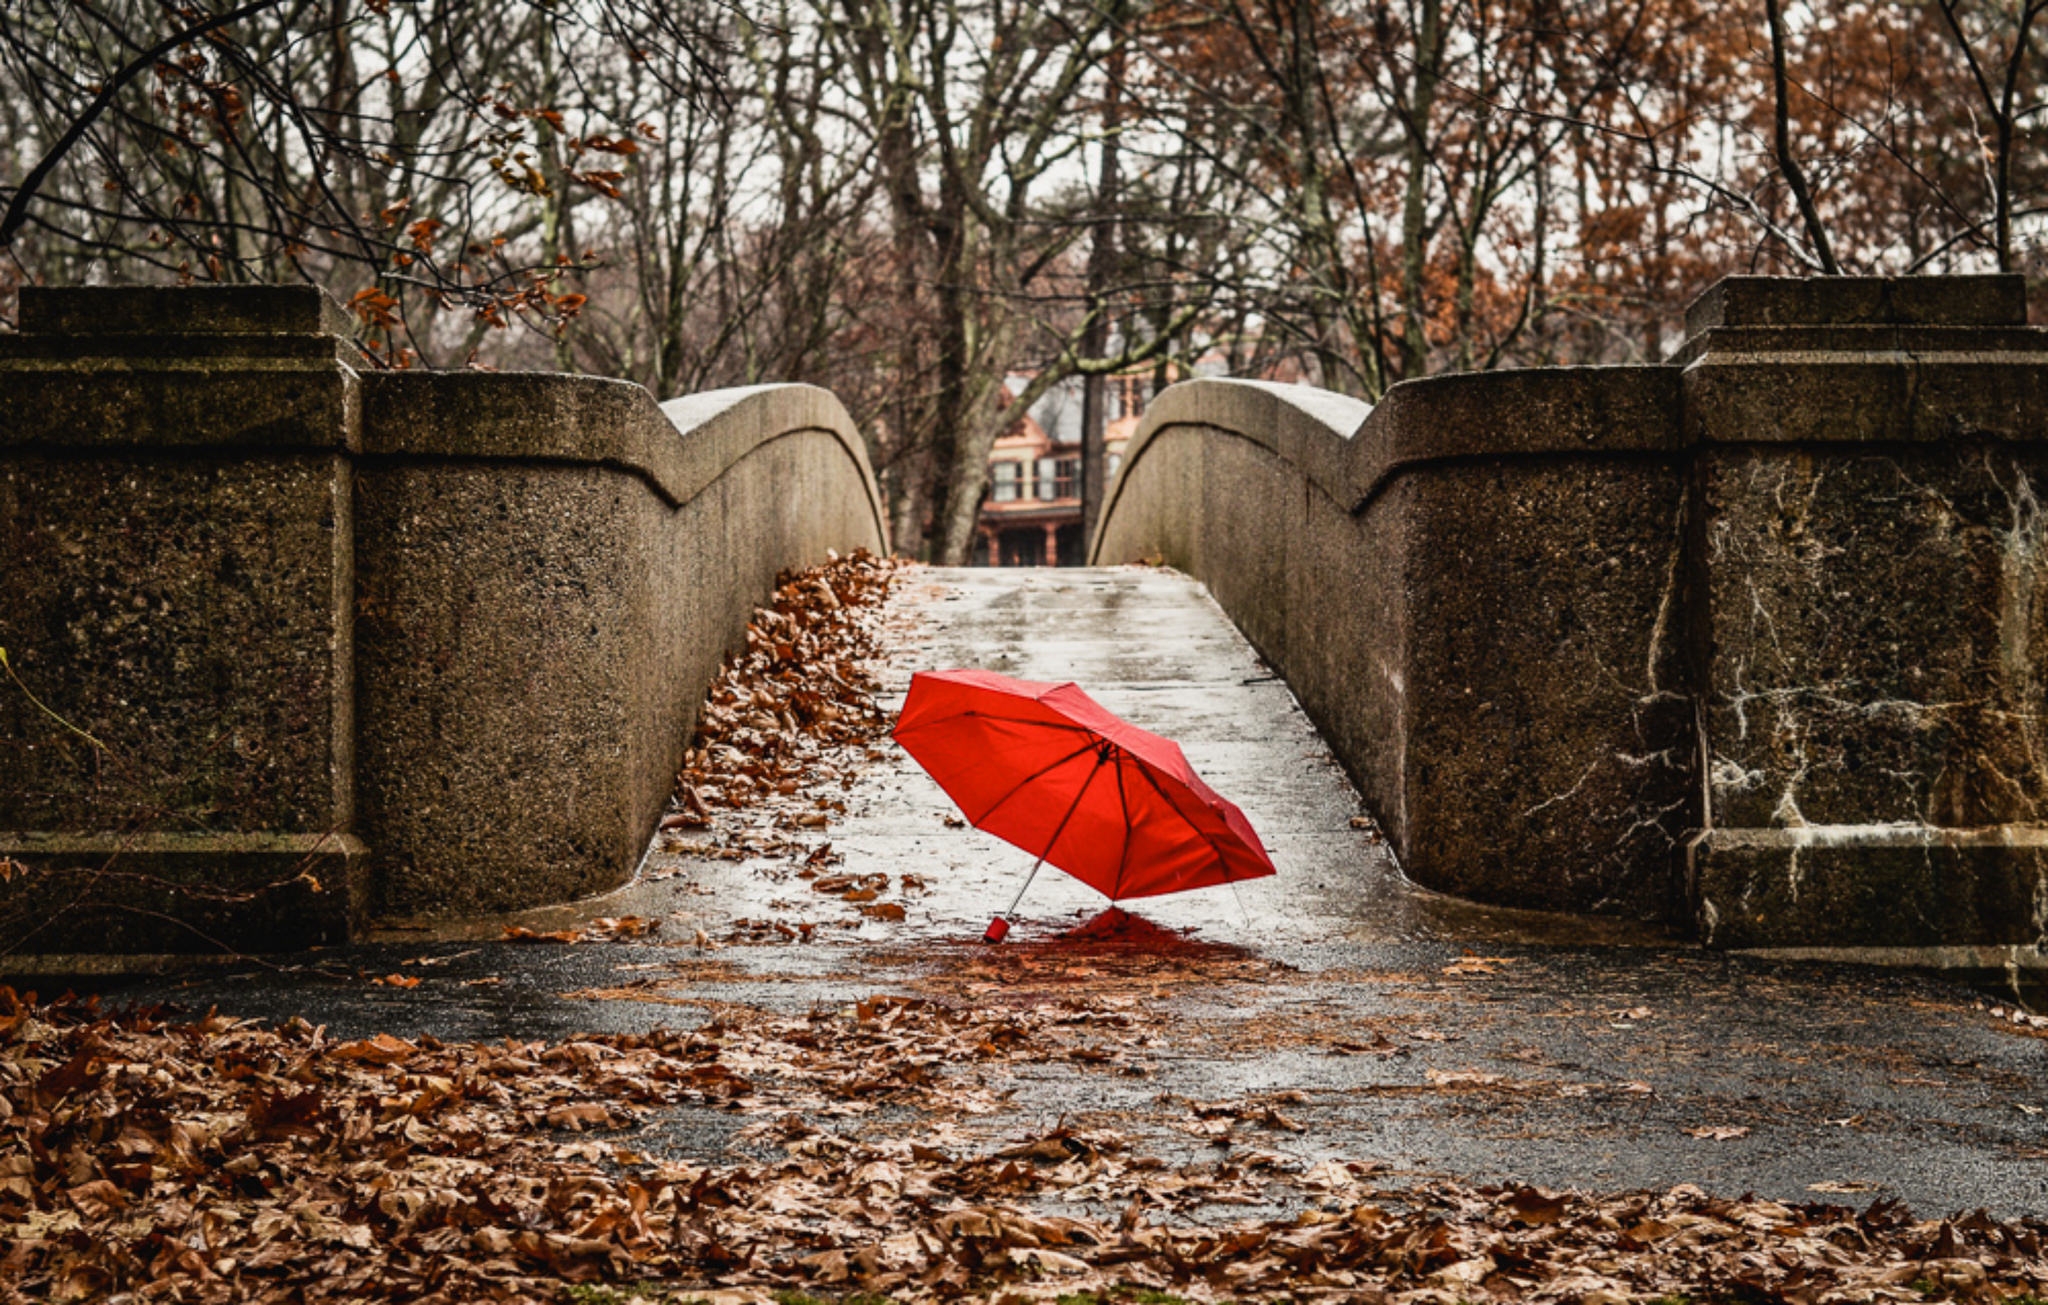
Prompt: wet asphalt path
<box><xmin>16</xmin><ymin>566</ymin><xmax>2048</xmax><ymax>1218</ymax></box>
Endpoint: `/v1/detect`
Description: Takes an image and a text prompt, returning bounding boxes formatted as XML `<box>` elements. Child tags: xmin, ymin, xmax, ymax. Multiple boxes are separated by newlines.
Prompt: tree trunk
<box><xmin>1399</xmin><ymin>0</ymin><xmax>1444</xmax><ymax>378</ymax></box>
<box><xmin>1764</xmin><ymin>0</ymin><xmax>1839</xmax><ymax>274</ymax></box>
<box><xmin>930</xmin><ymin>312</ymin><xmax>1009</xmax><ymax>565</ymax></box>
<box><xmin>1080</xmin><ymin>43</ymin><xmax>1124</xmax><ymax>557</ymax></box>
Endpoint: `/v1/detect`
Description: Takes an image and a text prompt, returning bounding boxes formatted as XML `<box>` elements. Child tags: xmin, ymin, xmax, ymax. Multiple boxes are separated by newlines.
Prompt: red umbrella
<box><xmin>891</xmin><ymin>668</ymin><xmax>1276</xmax><ymax>941</ymax></box>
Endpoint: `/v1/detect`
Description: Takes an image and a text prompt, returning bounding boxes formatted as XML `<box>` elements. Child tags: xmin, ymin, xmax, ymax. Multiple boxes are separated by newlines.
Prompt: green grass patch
<box><xmin>1055</xmin><ymin>1289</ymin><xmax>1191</xmax><ymax>1305</ymax></box>
<box><xmin>563</xmin><ymin>1287</ymin><xmax>712</xmax><ymax>1305</ymax></box>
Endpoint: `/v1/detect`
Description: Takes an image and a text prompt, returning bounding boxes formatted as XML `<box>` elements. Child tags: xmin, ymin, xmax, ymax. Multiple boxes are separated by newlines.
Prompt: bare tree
<box><xmin>824</xmin><ymin>0</ymin><xmax>1204</xmax><ymax>562</ymax></box>
<box><xmin>0</xmin><ymin>0</ymin><xmax>726</xmax><ymax>363</ymax></box>
<box><xmin>1934</xmin><ymin>0</ymin><xmax>2048</xmax><ymax>272</ymax></box>
<box><xmin>8</xmin><ymin>0</ymin><xmax>2046</xmax><ymax>561</ymax></box>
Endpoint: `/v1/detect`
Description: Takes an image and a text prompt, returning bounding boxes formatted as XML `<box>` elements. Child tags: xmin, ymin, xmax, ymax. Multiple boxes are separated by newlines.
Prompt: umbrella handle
<box><xmin>985</xmin><ymin>853</ymin><xmax>1046</xmax><ymax>945</ymax></box>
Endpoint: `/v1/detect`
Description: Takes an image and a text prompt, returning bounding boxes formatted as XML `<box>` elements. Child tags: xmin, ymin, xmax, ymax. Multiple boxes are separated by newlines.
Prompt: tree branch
<box><xmin>0</xmin><ymin>0</ymin><xmax>293</xmax><ymax>248</ymax></box>
<box><xmin>1764</xmin><ymin>0</ymin><xmax>1839</xmax><ymax>274</ymax></box>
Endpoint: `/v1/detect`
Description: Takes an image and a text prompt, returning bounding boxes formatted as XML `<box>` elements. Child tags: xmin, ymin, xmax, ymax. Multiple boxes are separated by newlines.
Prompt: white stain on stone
<box><xmin>1990</xmin><ymin>458</ymin><xmax>2048</xmax><ymax>823</ymax></box>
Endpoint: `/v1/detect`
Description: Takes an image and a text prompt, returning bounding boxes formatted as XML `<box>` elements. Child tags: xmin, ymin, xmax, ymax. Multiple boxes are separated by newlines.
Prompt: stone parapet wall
<box><xmin>352</xmin><ymin>378</ymin><xmax>886</xmax><ymax>919</ymax></box>
<box><xmin>0</xmin><ymin>286</ymin><xmax>886</xmax><ymax>954</ymax></box>
<box><xmin>1093</xmin><ymin>274</ymin><xmax>2048</xmax><ymax>950</ymax></box>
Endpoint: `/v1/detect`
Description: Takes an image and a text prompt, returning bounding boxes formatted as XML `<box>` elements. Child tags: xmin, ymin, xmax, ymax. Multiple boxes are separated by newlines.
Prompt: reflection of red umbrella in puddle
<box><xmin>891</xmin><ymin>668</ymin><xmax>1276</xmax><ymax>941</ymax></box>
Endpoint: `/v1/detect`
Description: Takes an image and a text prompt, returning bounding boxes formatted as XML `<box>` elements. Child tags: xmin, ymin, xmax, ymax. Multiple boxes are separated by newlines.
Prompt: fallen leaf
<box><xmin>1505</xmin><ymin>1186</ymin><xmax>1571</xmax><ymax>1224</ymax></box>
<box><xmin>1426</xmin><ymin>1068</ymin><xmax>1504</xmax><ymax>1088</ymax></box>
<box><xmin>329</xmin><ymin>1033</ymin><xmax>416</xmax><ymax>1064</ymax></box>
<box><xmin>546</xmin><ymin>1103</ymin><xmax>612</xmax><ymax>1131</ymax></box>
<box><xmin>503</xmin><ymin>925</ymin><xmax>584</xmax><ymax>944</ymax></box>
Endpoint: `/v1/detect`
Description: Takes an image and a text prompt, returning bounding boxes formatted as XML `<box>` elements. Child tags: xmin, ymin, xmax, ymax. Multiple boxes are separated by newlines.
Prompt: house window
<box><xmin>1053</xmin><ymin>457</ymin><xmax>1079</xmax><ymax>499</ymax></box>
<box><xmin>992</xmin><ymin>460</ymin><xmax>1022</xmax><ymax>502</ymax></box>
<box><xmin>1113</xmin><ymin>376</ymin><xmax>1146</xmax><ymax>421</ymax></box>
<box><xmin>1035</xmin><ymin>457</ymin><xmax>1059</xmax><ymax>500</ymax></box>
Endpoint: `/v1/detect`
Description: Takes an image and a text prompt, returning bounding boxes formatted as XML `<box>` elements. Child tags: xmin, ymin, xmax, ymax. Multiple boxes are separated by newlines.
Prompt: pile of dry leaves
<box><xmin>631</xmin><ymin>547</ymin><xmax>925</xmax><ymax>945</ymax></box>
<box><xmin>6</xmin><ymin>984</ymin><xmax>2047</xmax><ymax>1305</ymax></box>
<box><xmin>665</xmin><ymin>550</ymin><xmax>895</xmax><ymax>840</ymax></box>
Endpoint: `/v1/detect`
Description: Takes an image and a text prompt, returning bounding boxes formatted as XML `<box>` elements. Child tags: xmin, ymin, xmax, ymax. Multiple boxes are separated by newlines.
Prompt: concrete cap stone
<box><xmin>18</xmin><ymin>284</ymin><xmax>352</xmax><ymax>337</ymax></box>
<box><xmin>1684</xmin><ymin>274</ymin><xmax>2027</xmax><ymax>335</ymax></box>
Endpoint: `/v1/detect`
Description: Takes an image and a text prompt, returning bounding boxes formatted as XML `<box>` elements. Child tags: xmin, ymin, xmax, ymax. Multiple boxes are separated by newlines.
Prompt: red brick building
<box><xmin>972</xmin><ymin>374</ymin><xmax>1146</xmax><ymax>566</ymax></box>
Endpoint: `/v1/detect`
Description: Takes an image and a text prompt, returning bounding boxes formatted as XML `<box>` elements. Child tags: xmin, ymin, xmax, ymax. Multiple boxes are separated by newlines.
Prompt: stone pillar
<box><xmin>1679</xmin><ymin>276</ymin><xmax>2048</xmax><ymax>948</ymax></box>
<box><xmin>1042</xmin><ymin>522</ymin><xmax>1058</xmax><ymax>567</ymax></box>
<box><xmin>0</xmin><ymin>286</ymin><xmax>367</xmax><ymax>953</ymax></box>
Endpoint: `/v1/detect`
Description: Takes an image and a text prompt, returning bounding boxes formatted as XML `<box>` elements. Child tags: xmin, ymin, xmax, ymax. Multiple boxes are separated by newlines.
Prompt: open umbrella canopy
<box><xmin>892</xmin><ymin>668</ymin><xmax>1276</xmax><ymax>902</ymax></box>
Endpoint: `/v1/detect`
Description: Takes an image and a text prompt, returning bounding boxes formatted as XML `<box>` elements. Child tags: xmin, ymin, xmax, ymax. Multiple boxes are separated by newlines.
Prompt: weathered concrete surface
<box><xmin>1681</xmin><ymin>271</ymin><xmax>2031</xmax><ymax>333</ymax></box>
<box><xmin>1680</xmin><ymin>283</ymin><xmax>2048</xmax><ymax>950</ymax></box>
<box><xmin>1685</xmin><ymin>444</ymin><xmax>2048</xmax><ymax>948</ymax></box>
<box><xmin>0</xmin><ymin>452</ymin><xmax>358</xmax><ymax>837</ymax></box>
<box><xmin>0</xmin><ymin>287</ymin><xmax>363</xmax><ymax>952</ymax></box>
<box><xmin>1095</xmin><ymin>275</ymin><xmax>2048</xmax><ymax>951</ymax></box>
<box><xmin>354</xmin><ymin>378</ymin><xmax>888</xmax><ymax>918</ymax></box>
<box><xmin>22</xmin><ymin>568</ymin><xmax>2047</xmax><ymax>1221</ymax></box>
<box><xmin>0</xmin><ymin>286</ymin><xmax>887</xmax><ymax>952</ymax></box>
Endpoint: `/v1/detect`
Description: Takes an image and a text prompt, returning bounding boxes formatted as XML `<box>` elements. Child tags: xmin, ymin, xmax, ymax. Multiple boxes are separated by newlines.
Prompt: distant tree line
<box><xmin>3</xmin><ymin>0</ymin><xmax>2044</xmax><ymax>560</ymax></box>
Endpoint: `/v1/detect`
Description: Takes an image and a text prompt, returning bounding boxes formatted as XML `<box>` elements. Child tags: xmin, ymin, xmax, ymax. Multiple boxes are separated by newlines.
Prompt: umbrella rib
<box><xmin>1108</xmin><ymin>752</ymin><xmax>1134</xmax><ymax>903</ymax></box>
<box><xmin>1003</xmin><ymin>752</ymin><xmax>1107</xmax><ymax>919</ymax></box>
<box><xmin>1128</xmin><ymin>755</ymin><xmax>1240</xmax><ymax>890</ymax></box>
<box><xmin>965</xmin><ymin>738</ymin><xmax>1104</xmax><ymax>826</ymax></box>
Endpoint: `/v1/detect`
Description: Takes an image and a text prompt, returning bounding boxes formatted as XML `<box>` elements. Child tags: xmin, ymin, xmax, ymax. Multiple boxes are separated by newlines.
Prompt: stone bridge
<box><xmin>4</xmin><ymin>277</ymin><xmax>2047</xmax><ymax>963</ymax></box>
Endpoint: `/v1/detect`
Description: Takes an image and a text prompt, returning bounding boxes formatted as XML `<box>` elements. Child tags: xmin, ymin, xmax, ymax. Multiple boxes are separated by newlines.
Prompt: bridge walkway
<box><xmin>678</xmin><ymin>563</ymin><xmax>1580</xmax><ymax>949</ymax></box>
<box><xmin>593</xmin><ymin>562</ymin><xmax>1653</xmax><ymax>950</ymax></box>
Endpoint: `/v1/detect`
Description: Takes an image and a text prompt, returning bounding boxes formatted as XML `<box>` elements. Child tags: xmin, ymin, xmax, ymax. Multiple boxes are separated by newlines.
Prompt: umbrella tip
<box><xmin>982</xmin><ymin>916</ymin><xmax>1010</xmax><ymax>944</ymax></box>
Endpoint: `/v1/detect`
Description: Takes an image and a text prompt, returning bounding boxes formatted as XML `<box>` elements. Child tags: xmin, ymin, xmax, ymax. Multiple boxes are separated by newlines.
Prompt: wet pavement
<box><xmin>15</xmin><ymin>566</ymin><xmax>2048</xmax><ymax>1218</ymax></box>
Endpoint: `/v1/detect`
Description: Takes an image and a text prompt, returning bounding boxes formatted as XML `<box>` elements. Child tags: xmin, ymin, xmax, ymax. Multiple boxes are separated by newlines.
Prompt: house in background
<box><xmin>972</xmin><ymin>372</ymin><xmax>1148</xmax><ymax>566</ymax></box>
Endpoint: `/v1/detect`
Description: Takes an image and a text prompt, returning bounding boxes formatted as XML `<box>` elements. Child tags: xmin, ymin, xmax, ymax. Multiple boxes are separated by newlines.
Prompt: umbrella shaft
<box><xmin>1004</xmin><ymin>754</ymin><xmax>1104</xmax><ymax>919</ymax></box>
<box><xmin>1004</xmin><ymin>858</ymin><xmax>1045</xmax><ymax>918</ymax></box>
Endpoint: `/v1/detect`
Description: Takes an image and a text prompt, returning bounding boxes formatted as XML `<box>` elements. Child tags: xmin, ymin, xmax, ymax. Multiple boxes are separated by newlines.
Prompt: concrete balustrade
<box><xmin>0</xmin><ymin>286</ymin><xmax>886</xmax><ymax>955</ymax></box>
<box><xmin>9</xmin><ymin>274</ymin><xmax>2046</xmax><ymax>958</ymax></box>
<box><xmin>1093</xmin><ymin>275</ymin><xmax>2048</xmax><ymax>952</ymax></box>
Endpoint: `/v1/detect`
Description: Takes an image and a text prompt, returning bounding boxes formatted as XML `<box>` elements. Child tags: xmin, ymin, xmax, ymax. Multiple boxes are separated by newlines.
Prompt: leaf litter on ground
<box><xmin>6</xmin><ymin>982</ymin><xmax>2048</xmax><ymax>1304</ymax></box>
